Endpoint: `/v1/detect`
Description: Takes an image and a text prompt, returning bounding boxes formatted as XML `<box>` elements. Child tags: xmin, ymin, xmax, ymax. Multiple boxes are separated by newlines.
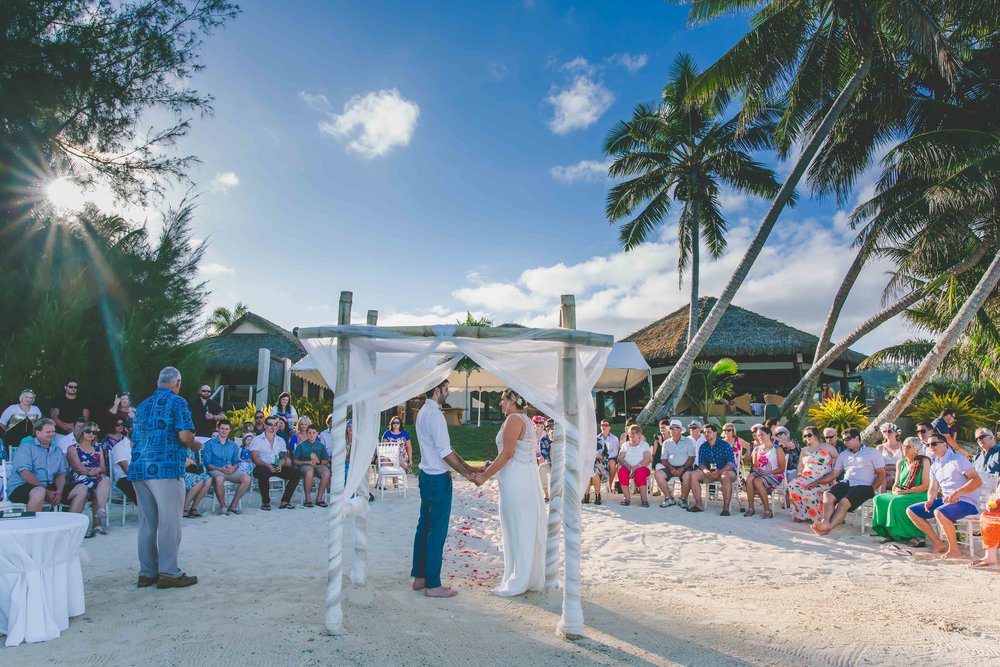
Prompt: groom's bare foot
<box><xmin>412</xmin><ymin>578</ymin><xmax>425</xmax><ymax>591</ymax></box>
<box><xmin>425</xmin><ymin>586</ymin><xmax>458</xmax><ymax>598</ymax></box>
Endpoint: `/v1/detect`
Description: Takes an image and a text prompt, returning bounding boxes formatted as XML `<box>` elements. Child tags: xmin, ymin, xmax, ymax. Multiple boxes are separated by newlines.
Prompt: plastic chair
<box><xmin>109</xmin><ymin>479</ymin><xmax>136</xmax><ymax>526</ymax></box>
<box><xmin>0</xmin><ymin>461</ymin><xmax>27</xmax><ymax>511</ymax></box>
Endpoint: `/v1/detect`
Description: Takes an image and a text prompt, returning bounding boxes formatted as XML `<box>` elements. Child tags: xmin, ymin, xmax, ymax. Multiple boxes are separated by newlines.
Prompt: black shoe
<box><xmin>583</xmin><ymin>492</ymin><xmax>591</xmax><ymax>504</ymax></box>
<box><xmin>595</xmin><ymin>493</ymin><xmax>602</xmax><ymax>506</ymax></box>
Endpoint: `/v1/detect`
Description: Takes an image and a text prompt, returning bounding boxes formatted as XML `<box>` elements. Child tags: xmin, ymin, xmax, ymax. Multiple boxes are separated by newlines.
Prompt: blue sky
<box><xmin>71</xmin><ymin>1</ymin><xmax>910</xmax><ymax>353</ymax></box>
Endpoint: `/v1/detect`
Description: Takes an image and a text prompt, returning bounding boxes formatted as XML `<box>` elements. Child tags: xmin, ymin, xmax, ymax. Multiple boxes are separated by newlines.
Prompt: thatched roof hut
<box><xmin>624</xmin><ymin>297</ymin><xmax>866</xmax><ymax>396</ymax></box>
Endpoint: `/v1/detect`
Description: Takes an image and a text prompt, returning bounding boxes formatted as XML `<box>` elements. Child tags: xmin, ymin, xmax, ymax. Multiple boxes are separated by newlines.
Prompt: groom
<box><xmin>412</xmin><ymin>380</ymin><xmax>480</xmax><ymax>598</ymax></box>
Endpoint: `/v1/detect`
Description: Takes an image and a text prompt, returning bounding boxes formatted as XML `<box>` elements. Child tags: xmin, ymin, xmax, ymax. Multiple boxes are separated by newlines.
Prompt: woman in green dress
<box><xmin>871</xmin><ymin>437</ymin><xmax>931</xmax><ymax>547</ymax></box>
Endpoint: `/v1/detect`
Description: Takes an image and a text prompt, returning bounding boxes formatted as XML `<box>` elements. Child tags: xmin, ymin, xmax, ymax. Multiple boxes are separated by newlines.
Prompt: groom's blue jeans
<box><xmin>411</xmin><ymin>471</ymin><xmax>452</xmax><ymax>589</ymax></box>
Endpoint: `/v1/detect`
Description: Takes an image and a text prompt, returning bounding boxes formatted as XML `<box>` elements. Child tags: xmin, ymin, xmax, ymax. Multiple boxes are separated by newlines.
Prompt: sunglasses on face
<box><xmin>824</xmin><ymin>435</ymin><xmax>837</xmax><ymax>439</ymax></box>
<box><xmin>265</xmin><ymin>422</ymin><xmax>276</xmax><ymax>427</ymax></box>
<box><xmin>115</xmin><ymin>422</ymin><xmax>124</xmax><ymax>427</ymax></box>
<box><xmin>976</xmin><ymin>434</ymin><xmax>992</xmax><ymax>441</ymax></box>
<box><xmin>916</xmin><ymin>429</ymin><xmax>928</xmax><ymax>433</ymax></box>
<box><xmin>66</xmin><ymin>385</ymin><xmax>78</xmax><ymax>389</ymax></box>
<box><xmin>83</xmin><ymin>429</ymin><xmax>98</xmax><ymax>435</ymax></box>
<box><xmin>723</xmin><ymin>428</ymin><xmax>734</xmax><ymax>432</ymax></box>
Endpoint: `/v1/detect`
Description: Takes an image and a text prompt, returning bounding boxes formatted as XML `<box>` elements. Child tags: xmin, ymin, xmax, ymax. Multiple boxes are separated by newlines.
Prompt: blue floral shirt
<box><xmin>539</xmin><ymin>434</ymin><xmax>552</xmax><ymax>463</ymax></box>
<box><xmin>697</xmin><ymin>440</ymin><xmax>736</xmax><ymax>471</ymax></box>
<box><xmin>127</xmin><ymin>388</ymin><xmax>195</xmax><ymax>481</ymax></box>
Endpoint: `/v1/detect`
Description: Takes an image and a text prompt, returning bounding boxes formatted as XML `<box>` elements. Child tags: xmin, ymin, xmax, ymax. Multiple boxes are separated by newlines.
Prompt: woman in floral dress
<box><xmin>67</xmin><ymin>421</ymin><xmax>112</xmax><ymax>536</ymax></box>
<box><xmin>181</xmin><ymin>445</ymin><xmax>211</xmax><ymax>518</ymax></box>
<box><xmin>787</xmin><ymin>426</ymin><xmax>838</xmax><ymax>523</ymax></box>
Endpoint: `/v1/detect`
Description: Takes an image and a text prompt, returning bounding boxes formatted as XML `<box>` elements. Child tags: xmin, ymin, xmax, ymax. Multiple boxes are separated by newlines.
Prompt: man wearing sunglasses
<box><xmin>811</xmin><ymin>428</ymin><xmax>885</xmax><ymax>536</ymax></box>
<box><xmin>50</xmin><ymin>379</ymin><xmax>90</xmax><ymax>435</ymax></box>
<box><xmin>189</xmin><ymin>385</ymin><xmax>224</xmax><ymax>438</ymax></box>
<box><xmin>249</xmin><ymin>416</ymin><xmax>301</xmax><ymax>510</ymax></box>
<box><xmin>972</xmin><ymin>428</ymin><xmax>1000</xmax><ymax>475</ymax></box>
<box><xmin>906</xmin><ymin>436</ymin><xmax>983</xmax><ymax>558</ymax></box>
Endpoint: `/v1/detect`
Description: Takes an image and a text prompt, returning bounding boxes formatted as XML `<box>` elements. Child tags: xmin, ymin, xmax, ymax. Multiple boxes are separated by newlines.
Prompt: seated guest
<box><xmin>241</xmin><ymin>420</ymin><xmax>254</xmax><ymax>436</ymax></box>
<box><xmin>649</xmin><ymin>433</ymin><xmax>663</xmax><ymax>496</ymax></box>
<box><xmin>105</xmin><ymin>392</ymin><xmax>135</xmax><ymax>431</ymax></box>
<box><xmin>8</xmin><ymin>418</ymin><xmax>88</xmax><ymax>511</ymax></box>
<box><xmin>252</xmin><ymin>411</ymin><xmax>266</xmax><ymax>435</ymax></box>
<box><xmin>971</xmin><ymin>477</ymin><xmax>1000</xmax><ymax>568</ymax></box>
<box><xmin>812</xmin><ymin>429</ymin><xmax>886</xmax><ymax>535</ymax></box>
<box><xmin>745</xmin><ymin>428</ymin><xmax>785</xmax><ymax>518</ymax></box>
<box><xmin>587</xmin><ymin>429</ymin><xmax>608</xmax><ymax>505</ymax></box>
<box><xmin>250</xmin><ymin>416</ymin><xmax>302</xmax><ymax>510</ymax></box>
<box><xmin>382</xmin><ymin>416</ymin><xmax>413</xmax><ymax>472</ymax></box>
<box><xmin>289</xmin><ymin>416</ymin><xmax>312</xmax><ymax>451</ymax></box>
<box><xmin>915</xmin><ymin>421</ymin><xmax>935</xmax><ymax>455</ymax></box>
<box><xmin>788</xmin><ymin>427</ymin><xmax>838</xmax><ymax>523</ymax></box>
<box><xmin>687</xmin><ymin>420</ymin><xmax>706</xmax><ymax>447</ymax></box>
<box><xmin>689</xmin><ymin>424</ymin><xmax>737</xmax><ymax>515</ymax></box>
<box><xmin>906</xmin><ymin>436</ymin><xmax>982</xmax><ymax>558</ymax></box>
<box><xmin>57</xmin><ymin>417</ymin><xmax>87</xmax><ymax>454</ymax></box>
<box><xmin>617</xmin><ymin>424</ymin><xmax>652</xmax><ymax>507</ymax></box>
<box><xmin>972</xmin><ymin>428</ymin><xmax>1000</xmax><ymax>475</ymax></box>
<box><xmin>101</xmin><ymin>417</ymin><xmax>129</xmax><ymax>468</ymax></box>
<box><xmin>238</xmin><ymin>433</ymin><xmax>255</xmax><ymax>478</ymax></box>
<box><xmin>653</xmin><ymin>419</ymin><xmax>696</xmax><ymax>508</ymax></box>
<box><xmin>292</xmin><ymin>424</ymin><xmax>331</xmax><ymax>507</ymax></box>
<box><xmin>876</xmin><ymin>423</ymin><xmax>904</xmax><ymax>492</ymax></box>
<box><xmin>203</xmin><ymin>419</ymin><xmax>252</xmax><ymax>515</ymax></box>
<box><xmin>67</xmin><ymin>421</ymin><xmax>112</xmax><ymax>536</ymax></box>
<box><xmin>181</xmin><ymin>444</ymin><xmax>211</xmax><ymax>518</ymax></box>
<box><xmin>870</xmin><ymin>437</ymin><xmax>930</xmax><ymax>547</ymax></box>
<box><xmin>722</xmin><ymin>423</ymin><xmax>751</xmax><ymax>465</ymax></box>
<box><xmin>597</xmin><ymin>420</ymin><xmax>619</xmax><ymax>495</ymax></box>
<box><xmin>774</xmin><ymin>426</ymin><xmax>800</xmax><ymax>485</ymax></box>
<box><xmin>110</xmin><ymin>432</ymin><xmax>136</xmax><ymax>503</ymax></box>
<box><xmin>823</xmin><ymin>427</ymin><xmax>844</xmax><ymax>453</ymax></box>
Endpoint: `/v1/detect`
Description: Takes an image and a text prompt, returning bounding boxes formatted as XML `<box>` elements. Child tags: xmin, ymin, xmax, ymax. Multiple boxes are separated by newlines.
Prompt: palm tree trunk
<box><xmin>636</xmin><ymin>56</ymin><xmax>873</xmax><ymax>425</ymax></box>
<box><xmin>669</xmin><ymin>199</ymin><xmax>700</xmax><ymax>417</ymax></box>
<box><xmin>780</xmin><ymin>242</ymin><xmax>991</xmax><ymax>416</ymax></box>
<box><xmin>791</xmin><ymin>240</ymin><xmax>873</xmax><ymax>419</ymax></box>
<box><xmin>860</xmin><ymin>251</ymin><xmax>1000</xmax><ymax>442</ymax></box>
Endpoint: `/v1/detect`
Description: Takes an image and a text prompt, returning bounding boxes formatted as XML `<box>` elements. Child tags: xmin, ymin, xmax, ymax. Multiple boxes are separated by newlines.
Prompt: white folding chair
<box><xmin>109</xmin><ymin>479</ymin><xmax>136</xmax><ymax>526</ymax></box>
<box><xmin>375</xmin><ymin>443</ymin><xmax>407</xmax><ymax>500</ymax></box>
<box><xmin>1</xmin><ymin>461</ymin><xmax>27</xmax><ymax>511</ymax></box>
<box><xmin>953</xmin><ymin>472</ymin><xmax>998</xmax><ymax>557</ymax></box>
<box><xmin>210</xmin><ymin>479</ymin><xmax>246</xmax><ymax>512</ymax></box>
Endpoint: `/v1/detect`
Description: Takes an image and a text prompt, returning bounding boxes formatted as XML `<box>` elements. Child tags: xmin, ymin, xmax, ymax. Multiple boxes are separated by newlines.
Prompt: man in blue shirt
<box><xmin>973</xmin><ymin>428</ymin><xmax>1000</xmax><ymax>475</ymax></box>
<box><xmin>931</xmin><ymin>410</ymin><xmax>959</xmax><ymax>450</ymax></box>
<box><xmin>688</xmin><ymin>424</ymin><xmax>737</xmax><ymax>516</ymax></box>
<box><xmin>8</xmin><ymin>418</ymin><xmax>88</xmax><ymax>512</ymax></box>
<box><xmin>203</xmin><ymin>419</ymin><xmax>251</xmax><ymax>514</ymax></box>
<box><xmin>127</xmin><ymin>367</ymin><xmax>200</xmax><ymax>589</ymax></box>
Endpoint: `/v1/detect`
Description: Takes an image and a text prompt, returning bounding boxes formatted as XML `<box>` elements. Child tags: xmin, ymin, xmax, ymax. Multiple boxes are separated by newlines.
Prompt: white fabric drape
<box><xmin>299</xmin><ymin>325</ymin><xmax>609</xmax><ymax>500</ymax></box>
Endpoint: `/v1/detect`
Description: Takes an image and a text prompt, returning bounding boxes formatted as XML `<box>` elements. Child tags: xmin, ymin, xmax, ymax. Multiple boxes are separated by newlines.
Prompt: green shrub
<box><xmin>225</xmin><ymin>402</ymin><xmax>273</xmax><ymax>431</ymax></box>
<box><xmin>907</xmin><ymin>391</ymin><xmax>988</xmax><ymax>439</ymax></box>
<box><xmin>808</xmin><ymin>394</ymin><xmax>870</xmax><ymax>430</ymax></box>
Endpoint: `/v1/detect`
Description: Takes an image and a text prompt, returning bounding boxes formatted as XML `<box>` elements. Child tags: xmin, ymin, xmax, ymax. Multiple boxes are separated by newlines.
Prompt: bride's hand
<box><xmin>473</xmin><ymin>472</ymin><xmax>487</xmax><ymax>487</ymax></box>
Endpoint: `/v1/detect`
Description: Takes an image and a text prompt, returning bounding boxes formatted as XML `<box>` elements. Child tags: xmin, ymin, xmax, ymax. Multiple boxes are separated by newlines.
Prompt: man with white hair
<box><xmin>127</xmin><ymin>367</ymin><xmax>200</xmax><ymax>589</ymax></box>
<box><xmin>973</xmin><ymin>428</ymin><xmax>1000</xmax><ymax>475</ymax></box>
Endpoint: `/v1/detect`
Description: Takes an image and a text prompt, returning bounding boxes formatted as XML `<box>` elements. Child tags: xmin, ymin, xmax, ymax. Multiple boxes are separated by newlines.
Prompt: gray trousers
<box><xmin>133</xmin><ymin>478</ymin><xmax>185</xmax><ymax>578</ymax></box>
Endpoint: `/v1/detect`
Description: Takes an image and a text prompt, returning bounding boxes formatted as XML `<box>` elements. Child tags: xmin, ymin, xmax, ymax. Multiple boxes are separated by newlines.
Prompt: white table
<box><xmin>0</xmin><ymin>512</ymin><xmax>88</xmax><ymax>646</ymax></box>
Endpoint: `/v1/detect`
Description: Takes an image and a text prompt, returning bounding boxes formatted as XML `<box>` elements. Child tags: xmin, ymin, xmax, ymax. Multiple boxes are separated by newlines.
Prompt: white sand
<box><xmin>12</xmin><ymin>480</ymin><xmax>1000</xmax><ymax>666</ymax></box>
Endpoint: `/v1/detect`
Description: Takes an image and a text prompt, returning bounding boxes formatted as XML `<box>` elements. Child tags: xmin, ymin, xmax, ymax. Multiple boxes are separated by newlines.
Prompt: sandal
<box><xmin>188</xmin><ymin>510</ymin><xmax>201</xmax><ymax>518</ymax></box>
<box><xmin>620</xmin><ymin>500</ymin><xmax>630</xmax><ymax>506</ymax></box>
<box><xmin>316</xmin><ymin>501</ymin><xmax>328</xmax><ymax>507</ymax></box>
<box><xmin>279</xmin><ymin>503</ymin><xmax>294</xmax><ymax>509</ymax></box>
<box><xmin>304</xmin><ymin>502</ymin><xmax>315</xmax><ymax>508</ymax></box>
<box><xmin>906</xmin><ymin>539</ymin><xmax>926</xmax><ymax>548</ymax></box>
<box><xmin>641</xmin><ymin>501</ymin><xmax>650</xmax><ymax>508</ymax></box>
<box><xmin>880</xmin><ymin>537</ymin><xmax>895</xmax><ymax>544</ymax></box>
<box><xmin>744</xmin><ymin>509</ymin><xmax>755</xmax><ymax>517</ymax></box>
<box><xmin>84</xmin><ymin>529</ymin><xmax>95</xmax><ymax>539</ymax></box>
<box><xmin>261</xmin><ymin>504</ymin><xmax>272</xmax><ymax>511</ymax></box>
<box><xmin>763</xmin><ymin>510</ymin><xmax>773</xmax><ymax>519</ymax></box>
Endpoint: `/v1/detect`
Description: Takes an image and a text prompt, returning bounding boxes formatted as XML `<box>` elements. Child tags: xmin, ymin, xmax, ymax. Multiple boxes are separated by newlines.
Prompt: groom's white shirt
<box><xmin>415</xmin><ymin>399</ymin><xmax>452</xmax><ymax>474</ymax></box>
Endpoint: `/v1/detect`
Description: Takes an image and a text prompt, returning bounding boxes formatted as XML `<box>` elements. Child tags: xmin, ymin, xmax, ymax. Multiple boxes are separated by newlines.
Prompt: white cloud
<box><xmin>376</xmin><ymin>216</ymin><xmax>915</xmax><ymax>355</ymax></box>
<box><xmin>546</xmin><ymin>63</ymin><xmax>615</xmax><ymax>134</ymax></box>
<box><xmin>487</xmin><ymin>61</ymin><xmax>508</xmax><ymax>81</ymax></box>
<box><xmin>298</xmin><ymin>91</ymin><xmax>332</xmax><ymax>113</ymax></box>
<box><xmin>550</xmin><ymin>159</ymin><xmax>612</xmax><ymax>184</ymax></box>
<box><xmin>209</xmin><ymin>171</ymin><xmax>240</xmax><ymax>192</ymax></box>
<box><xmin>611</xmin><ymin>52</ymin><xmax>648</xmax><ymax>72</ymax></box>
<box><xmin>199</xmin><ymin>263</ymin><xmax>235</xmax><ymax>276</ymax></box>
<box><xmin>317</xmin><ymin>88</ymin><xmax>420</xmax><ymax>158</ymax></box>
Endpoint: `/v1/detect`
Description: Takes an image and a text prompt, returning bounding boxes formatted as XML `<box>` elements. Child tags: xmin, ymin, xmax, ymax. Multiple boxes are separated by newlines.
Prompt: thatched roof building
<box><xmin>184</xmin><ymin>312</ymin><xmax>311</xmax><ymax>407</ymax></box>
<box><xmin>624</xmin><ymin>297</ymin><xmax>866</xmax><ymax>396</ymax></box>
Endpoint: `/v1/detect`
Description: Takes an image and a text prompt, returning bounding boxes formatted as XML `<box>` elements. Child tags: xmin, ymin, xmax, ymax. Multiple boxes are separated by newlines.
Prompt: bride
<box><xmin>474</xmin><ymin>388</ymin><xmax>546</xmax><ymax>596</ymax></box>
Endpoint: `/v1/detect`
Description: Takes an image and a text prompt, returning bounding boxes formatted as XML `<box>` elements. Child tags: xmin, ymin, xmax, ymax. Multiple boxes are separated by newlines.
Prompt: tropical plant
<box><xmin>293</xmin><ymin>395</ymin><xmax>332</xmax><ymax>426</ymax></box>
<box><xmin>636</xmin><ymin>0</ymin><xmax>972</xmax><ymax>425</ymax></box>
<box><xmin>224</xmin><ymin>402</ymin><xmax>274</xmax><ymax>432</ymax></box>
<box><xmin>807</xmin><ymin>394</ymin><xmax>870</xmax><ymax>431</ymax></box>
<box><xmin>906</xmin><ymin>391</ymin><xmax>988</xmax><ymax>440</ymax></box>
<box><xmin>206</xmin><ymin>302</ymin><xmax>249</xmax><ymax>335</ymax></box>
<box><xmin>605</xmin><ymin>53</ymin><xmax>785</xmax><ymax>350</ymax></box>
<box><xmin>684</xmin><ymin>358</ymin><xmax>739</xmax><ymax>419</ymax></box>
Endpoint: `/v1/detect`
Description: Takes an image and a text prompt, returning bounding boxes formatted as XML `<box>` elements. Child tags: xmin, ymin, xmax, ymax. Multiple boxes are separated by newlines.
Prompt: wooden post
<box><xmin>325</xmin><ymin>291</ymin><xmax>352</xmax><ymax>635</ymax></box>
<box><xmin>282</xmin><ymin>358</ymin><xmax>292</xmax><ymax>393</ymax></box>
<box><xmin>557</xmin><ymin>295</ymin><xmax>584</xmax><ymax>639</ymax></box>
<box><xmin>255</xmin><ymin>348</ymin><xmax>270</xmax><ymax>407</ymax></box>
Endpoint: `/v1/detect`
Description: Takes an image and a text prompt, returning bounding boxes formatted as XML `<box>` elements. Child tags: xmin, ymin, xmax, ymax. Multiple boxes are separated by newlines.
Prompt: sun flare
<box><xmin>46</xmin><ymin>177</ymin><xmax>88</xmax><ymax>211</ymax></box>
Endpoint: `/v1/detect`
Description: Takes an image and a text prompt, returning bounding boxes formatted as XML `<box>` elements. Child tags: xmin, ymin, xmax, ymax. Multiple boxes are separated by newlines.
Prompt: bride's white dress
<box><xmin>493</xmin><ymin>412</ymin><xmax>546</xmax><ymax>596</ymax></box>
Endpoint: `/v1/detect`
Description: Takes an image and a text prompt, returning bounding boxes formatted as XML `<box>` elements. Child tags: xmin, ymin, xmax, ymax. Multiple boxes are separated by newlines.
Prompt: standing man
<box><xmin>411</xmin><ymin>380</ymin><xmax>479</xmax><ymax>598</ymax></box>
<box><xmin>50</xmin><ymin>379</ymin><xmax>90</xmax><ymax>435</ymax></box>
<box><xmin>203</xmin><ymin>419</ymin><xmax>252</xmax><ymax>514</ymax></box>
<box><xmin>189</xmin><ymin>385</ymin><xmax>224</xmax><ymax>438</ymax></box>
<box><xmin>931</xmin><ymin>409</ymin><xmax>960</xmax><ymax>451</ymax></box>
<box><xmin>127</xmin><ymin>367</ymin><xmax>200</xmax><ymax>589</ymax></box>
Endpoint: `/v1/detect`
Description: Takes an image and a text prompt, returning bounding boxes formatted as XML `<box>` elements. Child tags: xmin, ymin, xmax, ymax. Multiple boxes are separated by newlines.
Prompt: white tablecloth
<box><xmin>0</xmin><ymin>512</ymin><xmax>88</xmax><ymax>646</ymax></box>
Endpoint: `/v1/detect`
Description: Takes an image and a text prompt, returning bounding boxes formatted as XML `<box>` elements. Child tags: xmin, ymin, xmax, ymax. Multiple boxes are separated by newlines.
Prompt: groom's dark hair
<box><xmin>425</xmin><ymin>380</ymin><xmax>448</xmax><ymax>398</ymax></box>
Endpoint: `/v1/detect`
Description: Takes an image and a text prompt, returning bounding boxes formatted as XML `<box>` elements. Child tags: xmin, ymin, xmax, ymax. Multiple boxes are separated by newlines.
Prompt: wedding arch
<box><xmin>294</xmin><ymin>292</ymin><xmax>613</xmax><ymax>638</ymax></box>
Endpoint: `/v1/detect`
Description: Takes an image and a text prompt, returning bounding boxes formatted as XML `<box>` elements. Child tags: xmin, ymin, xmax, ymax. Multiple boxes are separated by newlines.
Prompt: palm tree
<box><xmin>684</xmin><ymin>358</ymin><xmax>739</xmax><ymax>419</ymax></box>
<box><xmin>635</xmin><ymin>0</ymin><xmax>969</xmax><ymax>425</ymax></box>
<box><xmin>206</xmin><ymin>302</ymin><xmax>248</xmax><ymax>335</ymax></box>
<box><xmin>604</xmin><ymin>52</ymin><xmax>784</xmax><ymax>410</ymax></box>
